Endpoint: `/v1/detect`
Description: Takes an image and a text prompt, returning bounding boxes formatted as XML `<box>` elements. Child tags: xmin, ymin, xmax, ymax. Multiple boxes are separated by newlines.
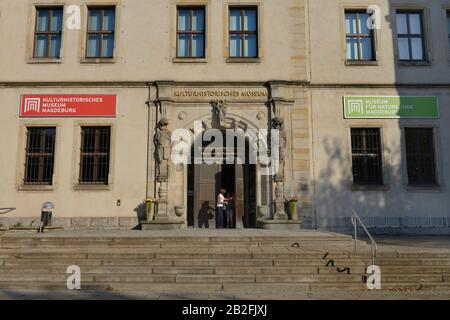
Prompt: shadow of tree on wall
<box><xmin>314</xmin><ymin>136</ymin><xmax>408</xmax><ymax>234</ymax></box>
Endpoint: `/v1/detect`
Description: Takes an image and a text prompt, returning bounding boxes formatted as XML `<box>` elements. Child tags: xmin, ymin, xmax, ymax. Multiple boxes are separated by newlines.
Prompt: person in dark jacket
<box><xmin>226</xmin><ymin>192</ymin><xmax>236</xmax><ymax>228</ymax></box>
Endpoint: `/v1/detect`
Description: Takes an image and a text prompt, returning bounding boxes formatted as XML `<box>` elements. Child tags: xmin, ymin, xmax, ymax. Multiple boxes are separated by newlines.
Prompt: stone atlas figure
<box><xmin>272</xmin><ymin>117</ymin><xmax>287</xmax><ymax>181</ymax></box>
<box><xmin>155</xmin><ymin>118</ymin><xmax>172</xmax><ymax>182</ymax></box>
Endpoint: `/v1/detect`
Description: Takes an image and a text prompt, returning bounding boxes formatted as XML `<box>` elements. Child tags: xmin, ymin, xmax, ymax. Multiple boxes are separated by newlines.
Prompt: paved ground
<box><xmin>370</xmin><ymin>235</ymin><xmax>450</xmax><ymax>250</ymax></box>
<box><xmin>0</xmin><ymin>289</ymin><xmax>448</xmax><ymax>300</ymax></box>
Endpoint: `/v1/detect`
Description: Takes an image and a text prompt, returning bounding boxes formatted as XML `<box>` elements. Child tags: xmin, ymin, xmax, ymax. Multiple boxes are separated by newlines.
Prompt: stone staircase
<box><xmin>0</xmin><ymin>231</ymin><xmax>450</xmax><ymax>296</ymax></box>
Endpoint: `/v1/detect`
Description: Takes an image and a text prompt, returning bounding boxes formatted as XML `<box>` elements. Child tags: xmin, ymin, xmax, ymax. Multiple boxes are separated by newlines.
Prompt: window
<box><xmin>229</xmin><ymin>7</ymin><xmax>258</xmax><ymax>58</ymax></box>
<box><xmin>447</xmin><ymin>11</ymin><xmax>450</xmax><ymax>52</ymax></box>
<box><xmin>396</xmin><ymin>10</ymin><xmax>426</xmax><ymax>61</ymax></box>
<box><xmin>33</xmin><ymin>7</ymin><xmax>63</xmax><ymax>58</ymax></box>
<box><xmin>24</xmin><ymin>127</ymin><xmax>56</xmax><ymax>185</ymax></box>
<box><xmin>86</xmin><ymin>7</ymin><xmax>116</xmax><ymax>58</ymax></box>
<box><xmin>351</xmin><ymin>128</ymin><xmax>383</xmax><ymax>185</ymax></box>
<box><xmin>345</xmin><ymin>11</ymin><xmax>375</xmax><ymax>61</ymax></box>
<box><xmin>405</xmin><ymin>128</ymin><xmax>437</xmax><ymax>186</ymax></box>
<box><xmin>79</xmin><ymin>127</ymin><xmax>111</xmax><ymax>185</ymax></box>
<box><xmin>177</xmin><ymin>7</ymin><xmax>205</xmax><ymax>58</ymax></box>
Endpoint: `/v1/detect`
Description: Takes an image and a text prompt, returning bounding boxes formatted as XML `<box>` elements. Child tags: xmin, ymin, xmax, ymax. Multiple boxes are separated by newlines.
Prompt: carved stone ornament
<box><xmin>211</xmin><ymin>100</ymin><xmax>228</xmax><ymax>128</ymax></box>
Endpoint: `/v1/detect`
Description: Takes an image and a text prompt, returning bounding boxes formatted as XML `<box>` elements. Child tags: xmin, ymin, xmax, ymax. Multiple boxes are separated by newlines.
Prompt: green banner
<box><xmin>343</xmin><ymin>96</ymin><xmax>439</xmax><ymax>119</ymax></box>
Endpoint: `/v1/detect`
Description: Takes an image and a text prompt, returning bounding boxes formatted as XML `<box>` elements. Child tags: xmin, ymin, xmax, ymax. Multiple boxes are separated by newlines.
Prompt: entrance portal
<box><xmin>187</xmin><ymin>134</ymin><xmax>256</xmax><ymax>229</ymax></box>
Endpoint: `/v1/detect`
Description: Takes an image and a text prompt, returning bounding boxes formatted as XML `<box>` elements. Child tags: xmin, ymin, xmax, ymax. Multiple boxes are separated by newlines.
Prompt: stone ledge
<box><xmin>141</xmin><ymin>220</ymin><xmax>184</xmax><ymax>230</ymax></box>
<box><xmin>257</xmin><ymin>220</ymin><xmax>302</xmax><ymax>230</ymax></box>
<box><xmin>0</xmin><ymin>217</ymin><xmax>139</xmax><ymax>230</ymax></box>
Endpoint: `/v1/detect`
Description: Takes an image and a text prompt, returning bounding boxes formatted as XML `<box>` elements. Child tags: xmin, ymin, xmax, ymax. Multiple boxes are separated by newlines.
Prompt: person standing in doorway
<box><xmin>226</xmin><ymin>193</ymin><xmax>236</xmax><ymax>228</ymax></box>
<box><xmin>216</xmin><ymin>188</ymin><xmax>227</xmax><ymax>229</ymax></box>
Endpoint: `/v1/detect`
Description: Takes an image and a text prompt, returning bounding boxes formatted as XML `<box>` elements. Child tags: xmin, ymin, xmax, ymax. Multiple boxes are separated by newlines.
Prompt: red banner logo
<box><xmin>20</xmin><ymin>95</ymin><xmax>116</xmax><ymax>117</ymax></box>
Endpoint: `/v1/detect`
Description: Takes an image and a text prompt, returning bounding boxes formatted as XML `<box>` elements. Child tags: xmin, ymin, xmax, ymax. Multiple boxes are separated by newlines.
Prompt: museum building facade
<box><xmin>0</xmin><ymin>0</ymin><xmax>450</xmax><ymax>234</ymax></box>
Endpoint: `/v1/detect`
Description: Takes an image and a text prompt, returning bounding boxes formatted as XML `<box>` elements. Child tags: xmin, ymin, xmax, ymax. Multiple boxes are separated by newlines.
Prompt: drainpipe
<box><xmin>305</xmin><ymin>0</ymin><xmax>317</xmax><ymax>229</ymax></box>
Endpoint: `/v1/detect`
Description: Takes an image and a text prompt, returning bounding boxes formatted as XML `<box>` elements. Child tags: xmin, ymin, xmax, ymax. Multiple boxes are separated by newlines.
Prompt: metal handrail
<box><xmin>0</xmin><ymin>208</ymin><xmax>16</xmax><ymax>215</ymax></box>
<box><xmin>351</xmin><ymin>209</ymin><xmax>378</xmax><ymax>266</ymax></box>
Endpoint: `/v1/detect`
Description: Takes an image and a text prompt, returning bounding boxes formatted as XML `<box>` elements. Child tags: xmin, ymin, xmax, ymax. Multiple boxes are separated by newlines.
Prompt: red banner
<box><xmin>20</xmin><ymin>94</ymin><xmax>116</xmax><ymax>117</ymax></box>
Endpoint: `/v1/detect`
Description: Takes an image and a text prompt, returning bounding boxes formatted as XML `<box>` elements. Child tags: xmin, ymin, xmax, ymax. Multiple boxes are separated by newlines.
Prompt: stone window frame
<box><xmin>399</xmin><ymin>122</ymin><xmax>445</xmax><ymax>192</ymax></box>
<box><xmin>26</xmin><ymin>4</ymin><xmax>65</xmax><ymax>64</ymax></box>
<box><xmin>391</xmin><ymin>5</ymin><xmax>433</xmax><ymax>67</ymax></box>
<box><xmin>17</xmin><ymin>122</ymin><xmax>62</xmax><ymax>192</ymax></box>
<box><xmin>443</xmin><ymin>5</ymin><xmax>450</xmax><ymax>63</ymax></box>
<box><xmin>72</xmin><ymin>122</ymin><xmax>116</xmax><ymax>191</ymax></box>
<box><xmin>345</xmin><ymin>123</ymin><xmax>389</xmax><ymax>192</ymax></box>
<box><xmin>224</xmin><ymin>1</ymin><xmax>263</xmax><ymax>64</ymax></box>
<box><xmin>340</xmin><ymin>5</ymin><xmax>380</xmax><ymax>66</ymax></box>
<box><xmin>80</xmin><ymin>2</ymin><xmax>120</xmax><ymax>64</ymax></box>
<box><xmin>171</xmin><ymin>0</ymin><xmax>210</xmax><ymax>64</ymax></box>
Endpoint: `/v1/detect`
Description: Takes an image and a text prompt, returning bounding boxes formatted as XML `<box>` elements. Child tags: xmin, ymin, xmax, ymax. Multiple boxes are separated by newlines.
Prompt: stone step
<box><xmin>0</xmin><ymin>282</ymin><xmax>226</xmax><ymax>292</ymax></box>
<box><xmin>350</xmin><ymin>253</ymin><xmax>450</xmax><ymax>259</ymax></box>
<box><xmin>0</xmin><ymin>252</ymin><xmax>350</xmax><ymax>259</ymax></box>
<box><xmin>0</xmin><ymin>274</ymin><xmax>96</xmax><ymax>282</ymax></box>
<box><xmin>1</xmin><ymin>259</ymin><xmax>174</xmax><ymax>267</ymax></box>
<box><xmin>171</xmin><ymin>274</ymin><xmax>363</xmax><ymax>283</ymax></box>
<box><xmin>0</xmin><ymin>235</ymin><xmax>353</xmax><ymax>245</ymax></box>
<box><xmin>377</xmin><ymin>266</ymin><xmax>450</xmax><ymax>274</ymax></box>
<box><xmin>4</xmin><ymin>255</ymin><xmax>449</xmax><ymax>268</ymax></box>
<box><xmin>309</xmin><ymin>282</ymin><xmax>421</xmax><ymax>291</ymax></box>
<box><xmin>0</xmin><ymin>258</ymin><xmax>369</xmax><ymax>268</ymax></box>
<box><xmin>2</xmin><ymin>250</ymin><xmax>450</xmax><ymax>261</ymax></box>
<box><xmin>0</xmin><ymin>273</ymin><xmax>366</xmax><ymax>284</ymax></box>
<box><xmin>420</xmin><ymin>282</ymin><xmax>450</xmax><ymax>290</ymax></box>
<box><xmin>0</xmin><ymin>266</ymin><xmax>330</xmax><ymax>275</ymax></box>
<box><xmin>379</xmin><ymin>275</ymin><xmax>448</xmax><ymax>282</ymax></box>
<box><xmin>0</xmin><ymin>241</ymin><xmax>356</xmax><ymax>248</ymax></box>
<box><xmin>376</xmin><ymin>259</ymin><xmax>450</xmax><ymax>266</ymax></box>
<box><xmin>0</xmin><ymin>280</ymin><xmax>447</xmax><ymax>293</ymax></box>
<box><xmin>3</xmin><ymin>265</ymin><xmax>450</xmax><ymax>277</ymax></box>
<box><xmin>274</xmin><ymin>259</ymin><xmax>368</xmax><ymax>266</ymax></box>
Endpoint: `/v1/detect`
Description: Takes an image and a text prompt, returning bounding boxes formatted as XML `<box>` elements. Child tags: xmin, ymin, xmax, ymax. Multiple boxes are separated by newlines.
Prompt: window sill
<box><xmin>351</xmin><ymin>184</ymin><xmax>389</xmax><ymax>192</ymax></box>
<box><xmin>398</xmin><ymin>60</ymin><xmax>431</xmax><ymax>67</ymax></box>
<box><xmin>73</xmin><ymin>184</ymin><xmax>111</xmax><ymax>191</ymax></box>
<box><xmin>345</xmin><ymin>60</ymin><xmax>378</xmax><ymax>66</ymax></box>
<box><xmin>226</xmin><ymin>57</ymin><xmax>261</xmax><ymax>63</ymax></box>
<box><xmin>18</xmin><ymin>184</ymin><xmax>55</xmax><ymax>192</ymax></box>
<box><xmin>80</xmin><ymin>57</ymin><xmax>116</xmax><ymax>64</ymax></box>
<box><xmin>405</xmin><ymin>184</ymin><xmax>443</xmax><ymax>192</ymax></box>
<box><xmin>27</xmin><ymin>58</ymin><xmax>62</xmax><ymax>64</ymax></box>
<box><xmin>172</xmin><ymin>57</ymin><xmax>207</xmax><ymax>63</ymax></box>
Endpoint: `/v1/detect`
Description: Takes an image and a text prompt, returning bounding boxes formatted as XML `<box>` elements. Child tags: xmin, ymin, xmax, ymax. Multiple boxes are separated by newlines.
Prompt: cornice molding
<box><xmin>1</xmin><ymin>81</ymin><xmax>450</xmax><ymax>89</ymax></box>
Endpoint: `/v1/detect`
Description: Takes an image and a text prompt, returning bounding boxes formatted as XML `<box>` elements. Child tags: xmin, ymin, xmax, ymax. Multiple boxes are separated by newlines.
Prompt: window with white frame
<box><xmin>345</xmin><ymin>10</ymin><xmax>375</xmax><ymax>61</ymax></box>
<box><xmin>396</xmin><ymin>10</ymin><xmax>427</xmax><ymax>61</ymax></box>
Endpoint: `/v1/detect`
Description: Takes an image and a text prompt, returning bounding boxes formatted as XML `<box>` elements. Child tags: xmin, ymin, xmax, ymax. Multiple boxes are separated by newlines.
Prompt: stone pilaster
<box><xmin>143</xmin><ymin>81</ymin><xmax>183</xmax><ymax>230</ymax></box>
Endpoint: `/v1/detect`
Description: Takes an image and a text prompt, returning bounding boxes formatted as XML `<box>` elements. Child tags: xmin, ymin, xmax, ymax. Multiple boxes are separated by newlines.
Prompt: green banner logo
<box><xmin>344</xmin><ymin>96</ymin><xmax>439</xmax><ymax>119</ymax></box>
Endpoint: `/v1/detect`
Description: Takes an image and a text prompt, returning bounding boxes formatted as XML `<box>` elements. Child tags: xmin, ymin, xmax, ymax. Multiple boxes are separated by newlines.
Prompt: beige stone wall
<box><xmin>0</xmin><ymin>0</ymin><xmax>313</xmax><ymax>228</ymax></box>
<box><xmin>0</xmin><ymin>0</ymin><xmax>308</xmax><ymax>83</ymax></box>
<box><xmin>308</xmin><ymin>0</ymin><xmax>450</xmax><ymax>232</ymax></box>
<box><xmin>309</xmin><ymin>0</ymin><xmax>450</xmax><ymax>85</ymax></box>
<box><xmin>286</xmin><ymin>89</ymin><xmax>312</xmax><ymax>225</ymax></box>
<box><xmin>311</xmin><ymin>88</ymin><xmax>450</xmax><ymax>231</ymax></box>
<box><xmin>0</xmin><ymin>87</ymin><xmax>149</xmax><ymax>228</ymax></box>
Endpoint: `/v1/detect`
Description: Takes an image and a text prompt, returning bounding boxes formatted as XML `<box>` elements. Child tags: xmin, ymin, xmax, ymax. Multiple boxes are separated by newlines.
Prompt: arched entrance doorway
<box><xmin>186</xmin><ymin>130</ymin><xmax>257</xmax><ymax>229</ymax></box>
